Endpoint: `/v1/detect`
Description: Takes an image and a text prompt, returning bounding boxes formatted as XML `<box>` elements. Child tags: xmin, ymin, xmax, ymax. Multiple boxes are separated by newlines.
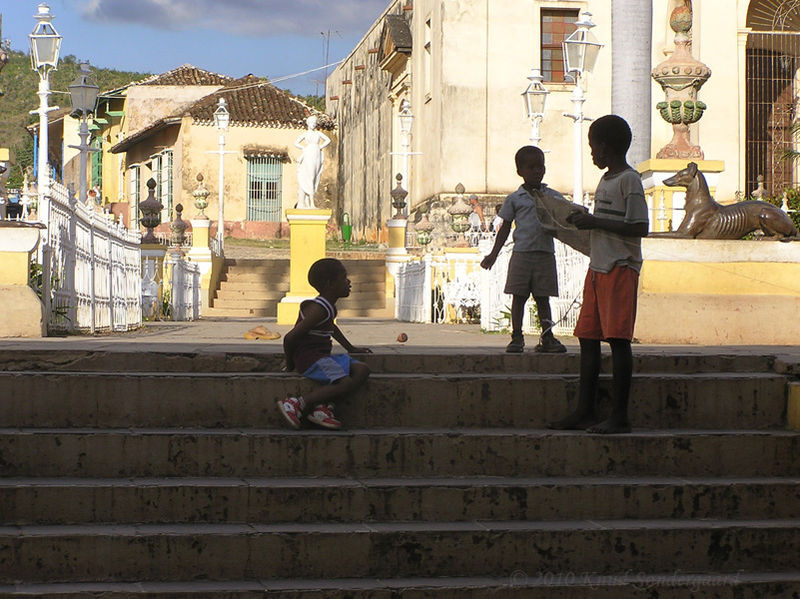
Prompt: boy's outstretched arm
<box><xmin>480</xmin><ymin>220</ymin><xmax>512</xmax><ymax>269</ymax></box>
<box><xmin>568</xmin><ymin>212</ymin><xmax>648</xmax><ymax>237</ymax></box>
<box><xmin>332</xmin><ymin>325</ymin><xmax>372</xmax><ymax>354</ymax></box>
<box><xmin>282</xmin><ymin>302</ymin><xmax>329</xmax><ymax>370</ymax></box>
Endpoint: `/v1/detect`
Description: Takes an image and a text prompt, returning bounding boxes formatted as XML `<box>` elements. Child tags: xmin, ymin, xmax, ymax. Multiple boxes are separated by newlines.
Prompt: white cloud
<box><xmin>79</xmin><ymin>0</ymin><xmax>389</xmax><ymax>37</ymax></box>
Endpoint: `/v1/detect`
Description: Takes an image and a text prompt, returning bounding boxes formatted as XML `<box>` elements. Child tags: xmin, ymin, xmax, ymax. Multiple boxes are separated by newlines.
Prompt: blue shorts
<box><xmin>302</xmin><ymin>354</ymin><xmax>360</xmax><ymax>384</ymax></box>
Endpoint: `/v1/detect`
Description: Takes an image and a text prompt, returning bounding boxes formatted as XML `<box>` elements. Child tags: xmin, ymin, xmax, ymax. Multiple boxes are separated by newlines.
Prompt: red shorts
<box><xmin>573</xmin><ymin>266</ymin><xmax>639</xmax><ymax>341</ymax></box>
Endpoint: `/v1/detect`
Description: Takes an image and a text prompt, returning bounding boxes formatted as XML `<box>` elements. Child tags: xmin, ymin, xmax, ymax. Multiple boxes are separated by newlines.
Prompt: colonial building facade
<box><xmin>327</xmin><ymin>0</ymin><xmax>800</xmax><ymax>241</ymax></box>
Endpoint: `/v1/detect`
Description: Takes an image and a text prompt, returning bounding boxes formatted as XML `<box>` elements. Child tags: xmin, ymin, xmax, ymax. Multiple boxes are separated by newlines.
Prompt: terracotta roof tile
<box><xmin>186</xmin><ymin>76</ymin><xmax>333</xmax><ymax>129</ymax></box>
<box><xmin>138</xmin><ymin>64</ymin><xmax>233</xmax><ymax>86</ymax></box>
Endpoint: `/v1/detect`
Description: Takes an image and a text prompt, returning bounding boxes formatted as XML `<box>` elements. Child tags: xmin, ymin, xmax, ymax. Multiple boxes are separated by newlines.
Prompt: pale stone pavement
<box><xmin>1</xmin><ymin>317</ymin><xmax>799</xmax><ymax>375</ymax></box>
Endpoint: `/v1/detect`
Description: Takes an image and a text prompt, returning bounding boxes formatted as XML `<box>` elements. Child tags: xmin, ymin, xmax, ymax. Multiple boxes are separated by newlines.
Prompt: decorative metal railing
<box><xmin>167</xmin><ymin>252</ymin><xmax>201</xmax><ymax>321</ymax></box>
<box><xmin>42</xmin><ymin>181</ymin><xmax>142</xmax><ymax>333</ymax></box>
<box><xmin>395</xmin><ymin>238</ymin><xmax>588</xmax><ymax>336</ymax></box>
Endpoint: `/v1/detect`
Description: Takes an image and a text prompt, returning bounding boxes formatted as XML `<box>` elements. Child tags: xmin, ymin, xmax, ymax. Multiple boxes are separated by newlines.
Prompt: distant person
<box><xmin>278</xmin><ymin>258</ymin><xmax>372</xmax><ymax>430</ymax></box>
<box><xmin>549</xmin><ymin>115</ymin><xmax>649</xmax><ymax>434</ymax></box>
<box><xmin>468</xmin><ymin>195</ymin><xmax>486</xmax><ymax>231</ymax></box>
<box><xmin>490</xmin><ymin>203</ymin><xmax>504</xmax><ymax>232</ymax></box>
<box><xmin>480</xmin><ymin>145</ymin><xmax>568</xmax><ymax>354</ymax></box>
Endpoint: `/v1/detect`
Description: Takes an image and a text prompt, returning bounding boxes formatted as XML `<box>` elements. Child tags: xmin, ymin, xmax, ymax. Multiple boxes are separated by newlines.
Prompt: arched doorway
<box><xmin>746</xmin><ymin>0</ymin><xmax>800</xmax><ymax>195</ymax></box>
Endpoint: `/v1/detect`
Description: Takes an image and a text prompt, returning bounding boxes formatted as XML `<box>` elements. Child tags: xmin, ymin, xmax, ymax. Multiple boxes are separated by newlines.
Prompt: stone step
<box><xmin>215</xmin><ymin>288</ymin><xmax>288</xmax><ymax>300</ymax></box>
<box><xmin>1</xmin><ymin>519</ymin><xmax>799</xmax><ymax>583</ymax></box>
<box><xmin>221</xmin><ymin>271</ymin><xmax>384</xmax><ymax>284</ymax></box>
<box><xmin>214</xmin><ymin>289</ymin><xmax>385</xmax><ymax>306</ymax></box>
<box><xmin>0</xmin><ymin>372</ymin><xmax>786</xmax><ymax>429</ymax></box>
<box><xmin>0</xmin><ymin>429</ymin><xmax>797</xmax><ymax>478</ymax></box>
<box><xmin>0</xmin><ymin>349</ymin><xmax>780</xmax><ymax>376</ymax></box>
<box><xmin>2</xmin><ymin>573</ymin><xmax>799</xmax><ymax>598</ymax></box>
<box><xmin>2</xmin><ymin>476</ymin><xmax>798</xmax><ymax>525</ymax></box>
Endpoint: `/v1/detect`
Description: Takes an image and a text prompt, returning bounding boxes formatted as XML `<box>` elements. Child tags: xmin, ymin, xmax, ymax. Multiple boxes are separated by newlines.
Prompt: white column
<box><xmin>612</xmin><ymin>0</ymin><xmax>652</xmax><ymax>166</ymax></box>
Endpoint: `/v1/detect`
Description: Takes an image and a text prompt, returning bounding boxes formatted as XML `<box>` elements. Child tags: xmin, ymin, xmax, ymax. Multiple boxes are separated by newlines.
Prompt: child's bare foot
<box><xmin>586</xmin><ymin>415</ymin><xmax>631</xmax><ymax>434</ymax></box>
<box><xmin>548</xmin><ymin>411</ymin><xmax>596</xmax><ymax>430</ymax></box>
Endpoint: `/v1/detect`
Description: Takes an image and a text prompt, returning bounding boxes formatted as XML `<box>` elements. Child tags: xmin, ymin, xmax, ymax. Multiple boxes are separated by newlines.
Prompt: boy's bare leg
<box><xmin>300</xmin><ymin>362</ymin><xmax>370</xmax><ymax>415</ymax></box>
<box><xmin>587</xmin><ymin>338</ymin><xmax>632</xmax><ymax>434</ymax></box>
<box><xmin>510</xmin><ymin>295</ymin><xmax>527</xmax><ymax>336</ymax></box>
<box><xmin>548</xmin><ymin>338</ymin><xmax>599</xmax><ymax>429</ymax></box>
<box><xmin>533</xmin><ymin>296</ymin><xmax>553</xmax><ymax>333</ymax></box>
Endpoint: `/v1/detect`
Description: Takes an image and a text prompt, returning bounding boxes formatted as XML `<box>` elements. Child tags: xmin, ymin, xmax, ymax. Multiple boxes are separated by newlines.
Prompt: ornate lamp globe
<box><xmin>29</xmin><ymin>3</ymin><xmax>62</xmax><ymax>73</ymax></box>
<box><xmin>193</xmin><ymin>173</ymin><xmax>210</xmax><ymax>217</ymax></box>
<box><xmin>563</xmin><ymin>12</ymin><xmax>603</xmax><ymax>78</ymax></box>
<box><xmin>522</xmin><ymin>68</ymin><xmax>548</xmax><ymax>120</ymax></box>
<box><xmin>68</xmin><ymin>62</ymin><xmax>99</xmax><ymax>116</ymax></box>
<box><xmin>448</xmin><ymin>183</ymin><xmax>471</xmax><ymax>234</ymax></box>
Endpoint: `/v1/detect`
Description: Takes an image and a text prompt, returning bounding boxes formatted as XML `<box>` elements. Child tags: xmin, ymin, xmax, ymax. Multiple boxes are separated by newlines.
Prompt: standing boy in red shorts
<box><xmin>549</xmin><ymin>115</ymin><xmax>649</xmax><ymax>434</ymax></box>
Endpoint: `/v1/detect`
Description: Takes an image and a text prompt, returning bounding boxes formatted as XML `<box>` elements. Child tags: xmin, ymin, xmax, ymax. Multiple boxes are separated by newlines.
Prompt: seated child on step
<box><xmin>278</xmin><ymin>258</ymin><xmax>371</xmax><ymax>430</ymax></box>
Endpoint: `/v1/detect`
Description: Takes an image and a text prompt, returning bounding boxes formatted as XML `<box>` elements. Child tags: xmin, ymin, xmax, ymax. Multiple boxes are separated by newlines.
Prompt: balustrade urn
<box><xmin>448</xmin><ymin>183</ymin><xmax>472</xmax><ymax>235</ymax></box>
<box><xmin>170</xmin><ymin>203</ymin><xmax>188</xmax><ymax>247</ymax></box>
<box><xmin>391</xmin><ymin>173</ymin><xmax>409</xmax><ymax>219</ymax></box>
<box><xmin>193</xmin><ymin>173</ymin><xmax>210</xmax><ymax>218</ymax></box>
<box><xmin>139</xmin><ymin>178</ymin><xmax>163</xmax><ymax>244</ymax></box>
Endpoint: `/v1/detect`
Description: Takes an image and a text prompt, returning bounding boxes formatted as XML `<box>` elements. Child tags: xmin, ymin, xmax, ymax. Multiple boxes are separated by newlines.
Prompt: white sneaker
<box><xmin>277</xmin><ymin>396</ymin><xmax>304</xmax><ymax>429</ymax></box>
<box><xmin>307</xmin><ymin>403</ymin><xmax>342</xmax><ymax>430</ymax></box>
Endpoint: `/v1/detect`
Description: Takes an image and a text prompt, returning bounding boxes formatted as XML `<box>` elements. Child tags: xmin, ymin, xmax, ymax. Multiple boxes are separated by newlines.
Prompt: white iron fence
<box><xmin>167</xmin><ymin>252</ymin><xmax>201</xmax><ymax>321</ymax></box>
<box><xmin>396</xmin><ymin>238</ymin><xmax>588</xmax><ymax>336</ymax></box>
<box><xmin>42</xmin><ymin>181</ymin><xmax>142</xmax><ymax>333</ymax></box>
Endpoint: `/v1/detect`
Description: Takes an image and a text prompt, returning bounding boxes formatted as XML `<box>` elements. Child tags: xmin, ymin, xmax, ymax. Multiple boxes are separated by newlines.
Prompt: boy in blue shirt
<box><xmin>481</xmin><ymin>145</ymin><xmax>567</xmax><ymax>353</ymax></box>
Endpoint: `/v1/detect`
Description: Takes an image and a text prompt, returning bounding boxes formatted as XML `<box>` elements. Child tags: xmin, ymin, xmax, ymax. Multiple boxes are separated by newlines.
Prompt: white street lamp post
<box><xmin>522</xmin><ymin>68</ymin><xmax>549</xmax><ymax>146</ymax></box>
<box><xmin>68</xmin><ymin>62</ymin><xmax>100</xmax><ymax>206</ymax></box>
<box><xmin>562</xmin><ymin>11</ymin><xmax>603</xmax><ymax>205</ymax></box>
<box><xmin>391</xmin><ymin>99</ymin><xmax>421</xmax><ymax>219</ymax></box>
<box><xmin>213</xmin><ymin>97</ymin><xmax>229</xmax><ymax>253</ymax></box>
<box><xmin>29</xmin><ymin>2</ymin><xmax>62</xmax><ymax>229</ymax></box>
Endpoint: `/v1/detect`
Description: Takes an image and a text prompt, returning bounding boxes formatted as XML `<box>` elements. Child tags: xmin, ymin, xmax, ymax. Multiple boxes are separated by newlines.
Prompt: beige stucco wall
<box><xmin>124</xmin><ymin>85</ymin><xmax>223</xmax><ymax>134</ymax></box>
<box><xmin>329</xmin><ymin>0</ymin><xmax>770</xmax><ymax>239</ymax></box>
<box><xmin>118</xmin><ymin>117</ymin><xmax>338</xmax><ymax>234</ymax></box>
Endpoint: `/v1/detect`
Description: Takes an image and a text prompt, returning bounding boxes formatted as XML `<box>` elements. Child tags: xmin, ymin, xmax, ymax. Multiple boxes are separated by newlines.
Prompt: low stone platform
<box><xmin>0</xmin><ymin>336</ymin><xmax>799</xmax><ymax>597</ymax></box>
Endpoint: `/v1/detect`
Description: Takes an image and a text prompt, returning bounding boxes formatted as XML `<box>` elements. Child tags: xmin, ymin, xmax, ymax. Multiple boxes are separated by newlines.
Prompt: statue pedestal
<box><xmin>385</xmin><ymin>218</ymin><xmax>410</xmax><ymax>319</ymax></box>
<box><xmin>0</xmin><ymin>223</ymin><xmax>46</xmax><ymax>337</ymax></box>
<box><xmin>637</xmin><ymin>159</ymin><xmax>724</xmax><ymax>233</ymax></box>
<box><xmin>186</xmin><ymin>218</ymin><xmax>215</xmax><ymax>314</ymax></box>
<box><xmin>276</xmin><ymin>209</ymin><xmax>331</xmax><ymax>324</ymax></box>
<box><xmin>635</xmin><ymin>238</ymin><xmax>800</xmax><ymax>345</ymax></box>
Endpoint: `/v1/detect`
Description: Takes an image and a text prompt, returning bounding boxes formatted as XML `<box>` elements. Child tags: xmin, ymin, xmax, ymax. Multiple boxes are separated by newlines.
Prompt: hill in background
<box><xmin>0</xmin><ymin>49</ymin><xmax>150</xmax><ymax>188</ymax></box>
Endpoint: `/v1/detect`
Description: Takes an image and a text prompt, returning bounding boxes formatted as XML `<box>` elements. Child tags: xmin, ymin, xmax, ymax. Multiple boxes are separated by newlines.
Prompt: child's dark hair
<box><xmin>514</xmin><ymin>145</ymin><xmax>544</xmax><ymax>169</ymax></box>
<box><xmin>588</xmin><ymin>114</ymin><xmax>632</xmax><ymax>155</ymax></box>
<box><xmin>308</xmin><ymin>258</ymin><xmax>345</xmax><ymax>292</ymax></box>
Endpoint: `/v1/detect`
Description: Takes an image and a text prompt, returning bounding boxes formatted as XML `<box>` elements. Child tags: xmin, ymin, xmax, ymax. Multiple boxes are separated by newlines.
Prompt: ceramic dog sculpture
<box><xmin>655</xmin><ymin>162</ymin><xmax>797</xmax><ymax>240</ymax></box>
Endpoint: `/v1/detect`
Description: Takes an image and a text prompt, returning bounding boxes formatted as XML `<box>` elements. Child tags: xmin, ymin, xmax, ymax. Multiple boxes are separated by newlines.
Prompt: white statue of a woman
<box><xmin>295</xmin><ymin>115</ymin><xmax>331</xmax><ymax>209</ymax></box>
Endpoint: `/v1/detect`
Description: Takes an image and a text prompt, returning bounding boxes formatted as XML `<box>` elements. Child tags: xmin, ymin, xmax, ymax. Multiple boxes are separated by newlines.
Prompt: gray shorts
<box><xmin>504</xmin><ymin>251</ymin><xmax>559</xmax><ymax>297</ymax></box>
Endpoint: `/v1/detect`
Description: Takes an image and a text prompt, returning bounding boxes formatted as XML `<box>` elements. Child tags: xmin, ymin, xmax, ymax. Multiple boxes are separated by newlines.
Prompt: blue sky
<box><xmin>1</xmin><ymin>0</ymin><xmax>388</xmax><ymax>96</ymax></box>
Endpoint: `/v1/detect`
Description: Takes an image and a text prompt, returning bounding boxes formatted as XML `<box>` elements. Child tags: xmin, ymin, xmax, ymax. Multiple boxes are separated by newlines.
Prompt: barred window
<box><xmin>541</xmin><ymin>9</ymin><xmax>578</xmax><ymax>83</ymax></box>
<box><xmin>246</xmin><ymin>155</ymin><xmax>283</xmax><ymax>221</ymax></box>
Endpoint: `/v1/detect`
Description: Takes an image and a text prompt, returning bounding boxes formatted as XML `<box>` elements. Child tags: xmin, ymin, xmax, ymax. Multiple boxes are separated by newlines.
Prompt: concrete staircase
<box><xmin>206</xmin><ymin>257</ymin><xmax>391</xmax><ymax>318</ymax></box>
<box><xmin>1</xmin><ymin>348</ymin><xmax>799</xmax><ymax>597</ymax></box>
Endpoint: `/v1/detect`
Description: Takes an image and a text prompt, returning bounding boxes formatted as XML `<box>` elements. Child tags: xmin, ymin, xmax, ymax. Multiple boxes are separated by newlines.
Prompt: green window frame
<box><xmin>246</xmin><ymin>155</ymin><xmax>283</xmax><ymax>221</ymax></box>
<box><xmin>90</xmin><ymin>137</ymin><xmax>103</xmax><ymax>189</ymax></box>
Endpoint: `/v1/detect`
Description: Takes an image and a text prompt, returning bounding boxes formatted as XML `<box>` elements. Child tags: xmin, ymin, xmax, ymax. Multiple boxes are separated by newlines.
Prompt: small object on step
<box><xmin>397</xmin><ymin>332</ymin><xmax>408</xmax><ymax>343</ymax></box>
<box><xmin>244</xmin><ymin>325</ymin><xmax>281</xmax><ymax>340</ymax></box>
